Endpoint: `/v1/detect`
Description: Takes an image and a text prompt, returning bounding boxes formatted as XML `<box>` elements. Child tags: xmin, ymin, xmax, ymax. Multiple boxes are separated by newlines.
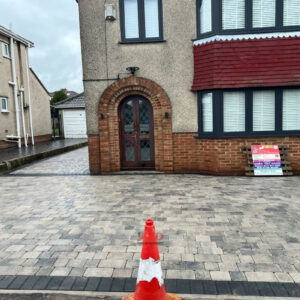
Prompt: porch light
<box><xmin>126</xmin><ymin>66</ymin><xmax>139</xmax><ymax>75</ymax></box>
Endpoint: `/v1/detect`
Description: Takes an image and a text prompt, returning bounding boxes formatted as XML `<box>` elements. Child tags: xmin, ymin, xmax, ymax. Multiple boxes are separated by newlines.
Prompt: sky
<box><xmin>0</xmin><ymin>0</ymin><xmax>83</xmax><ymax>93</ymax></box>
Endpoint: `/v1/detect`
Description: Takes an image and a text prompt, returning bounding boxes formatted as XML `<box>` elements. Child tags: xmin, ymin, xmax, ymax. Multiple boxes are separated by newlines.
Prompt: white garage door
<box><xmin>63</xmin><ymin>109</ymin><xmax>87</xmax><ymax>138</ymax></box>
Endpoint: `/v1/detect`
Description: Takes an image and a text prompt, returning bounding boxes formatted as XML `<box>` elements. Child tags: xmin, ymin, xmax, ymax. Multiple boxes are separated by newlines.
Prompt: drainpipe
<box><xmin>25</xmin><ymin>44</ymin><xmax>34</xmax><ymax>145</ymax></box>
<box><xmin>19</xmin><ymin>88</ymin><xmax>27</xmax><ymax>147</ymax></box>
<box><xmin>9</xmin><ymin>37</ymin><xmax>21</xmax><ymax>148</ymax></box>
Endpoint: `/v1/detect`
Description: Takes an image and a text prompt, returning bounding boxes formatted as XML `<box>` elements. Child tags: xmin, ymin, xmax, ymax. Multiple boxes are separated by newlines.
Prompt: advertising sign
<box><xmin>251</xmin><ymin>145</ymin><xmax>283</xmax><ymax>176</ymax></box>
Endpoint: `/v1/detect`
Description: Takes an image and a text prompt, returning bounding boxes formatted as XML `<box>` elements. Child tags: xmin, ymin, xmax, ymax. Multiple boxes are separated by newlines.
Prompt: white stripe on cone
<box><xmin>136</xmin><ymin>258</ymin><xmax>164</xmax><ymax>287</ymax></box>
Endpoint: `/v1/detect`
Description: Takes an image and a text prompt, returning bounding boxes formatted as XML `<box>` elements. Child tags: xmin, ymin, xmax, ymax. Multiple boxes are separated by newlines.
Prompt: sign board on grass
<box><xmin>251</xmin><ymin>145</ymin><xmax>283</xmax><ymax>176</ymax></box>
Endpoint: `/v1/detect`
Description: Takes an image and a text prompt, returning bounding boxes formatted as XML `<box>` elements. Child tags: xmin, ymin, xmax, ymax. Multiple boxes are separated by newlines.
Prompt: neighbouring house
<box><xmin>55</xmin><ymin>93</ymin><xmax>87</xmax><ymax>139</ymax></box>
<box><xmin>0</xmin><ymin>25</ymin><xmax>52</xmax><ymax>149</ymax></box>
<box><xmin>76</xmin><ymin>0</ymin><xmax>300</xmax><ymax>175</ymax></box>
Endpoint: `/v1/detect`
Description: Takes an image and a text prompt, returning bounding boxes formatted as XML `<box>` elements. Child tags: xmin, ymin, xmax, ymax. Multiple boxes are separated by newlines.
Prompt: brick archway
<box><xmin>95</xmin><ymin>76</ymin><xmax>173</xmax><ymax>174</ymax></box>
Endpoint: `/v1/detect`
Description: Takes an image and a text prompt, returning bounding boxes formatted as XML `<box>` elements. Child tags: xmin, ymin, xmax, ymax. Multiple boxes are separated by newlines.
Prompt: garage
<box><xmin>63</xmin><ymin>109</ymin><xmax>87</xmax><ymax>138</ymax></box>
<box><xmin>55</xmin><ymin>93</ymin><xmax>87</xmax><ymax>139</ymax></box>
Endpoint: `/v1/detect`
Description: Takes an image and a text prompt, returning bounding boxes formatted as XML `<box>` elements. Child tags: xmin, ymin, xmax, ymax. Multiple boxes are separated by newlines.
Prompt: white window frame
<box><xmin>2</xmin><ymin>42</ymin><xmax>10</xmax><ymax>58</ymax></box>
<box><xmin>1</xmin><ymin>97</ymin><xmax>8</xmax><ymax>112</ymax></box>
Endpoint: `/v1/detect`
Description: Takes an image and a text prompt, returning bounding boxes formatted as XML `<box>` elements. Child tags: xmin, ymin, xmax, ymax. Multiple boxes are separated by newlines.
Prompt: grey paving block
<box><xmin>58</xmin><ymin>276</ymin><xmax>76</xmax><ymax>290</ymax></box>
<box><xmin>72</xmin><ymin>277</ymin><xmax>88</xmax><ymax>291</ymax></box>
<box><xmin>0</xmin><ymin>276</ymin><xmax>16</xmax><ymax>289</ymax></box>
<box><xmin>85</xmin><ymin>277</ymin><xmax>101</xmax><ymax>291</ymax></box>
<box><xmin>202</xmin><ymin>281</ymin><xmax>217</xmax><ymax>295</ymax></box>
<box><xmin>190</xmin><ymin>280</ymin><xmax>204</xmax><ymax>294</ymax></box>
<box><xmin>97</xmin><ymin>277</ymin><xmax>113</xmax><ymax>292</ymax></box>
<box><xmin>46</xmin><ymin>276</ymin><xmax>65</xmax><ymax>290</ymax></box>
<box><xmin>8</xmin><ymin>276</ymin><xmax>28</xmax><ymax>289</ymax></box>
<box><xmin>176</xmin><ymin>279</ymin><xmax>190</xmax><ymax>294</ymax></box>
<box><xmin>21</xmin><ymin>276</ymin><xmax>40</xmax><ymax>290</ymax></box>
<box><xmin>111</xmin><ymin>278</ymin><xmax>126</xmax><ymax>292</ymax></box>
<box><xmin>32</xmin><ymin>276</ymin><xmax>52</xmax><ymax>290</ymax></box>
<box><xmin>215</xmin><ymin>281</ymin><xmax>231</xmax><ymax>295</ymax></box>
<box><xmin>124</xmin><ymin>278</ymin><xmax>136</xmax><ymax>292</ymax></box>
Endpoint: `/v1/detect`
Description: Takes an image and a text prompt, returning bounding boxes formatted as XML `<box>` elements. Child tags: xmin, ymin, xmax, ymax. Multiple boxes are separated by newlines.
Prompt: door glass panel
<box><xmin>125</xmin><ymin>140</ymin><xmax>135</xmax><ymax>161</ymax></box>
<box><xmin>140</xmin><ymin>140</ymin><xmax>151</xmax><ymax>161</ymax></box>
<box><xmin>124</xmin><ymin>100</ymin><xmax>134</xmax><ymax>134</ymax></box>
<box><xmin>139</xmin><ymin>100</ymin><xmax>150</xmax><ymax>134</ymax></box>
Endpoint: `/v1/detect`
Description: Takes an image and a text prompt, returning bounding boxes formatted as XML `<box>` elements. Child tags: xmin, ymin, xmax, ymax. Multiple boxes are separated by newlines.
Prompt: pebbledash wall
<box><xmin>77</xmin><ymin>0</ymin><xmax>300</xmax><ymax>175</ymax></box>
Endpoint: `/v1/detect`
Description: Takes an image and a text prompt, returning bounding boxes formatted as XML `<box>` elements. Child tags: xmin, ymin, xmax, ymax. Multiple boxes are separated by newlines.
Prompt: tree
<box><xmin>50</xmin><ymin>89</ymin><xmax>68</xmax><ymax>115</ymax></box>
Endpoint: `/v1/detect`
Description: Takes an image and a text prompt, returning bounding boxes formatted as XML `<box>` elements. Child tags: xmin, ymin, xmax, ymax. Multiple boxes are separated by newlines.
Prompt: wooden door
<box><xmin>119</xmin><ymin>96</ymin><xmax>155</xmax><ymax>170</ymax></box>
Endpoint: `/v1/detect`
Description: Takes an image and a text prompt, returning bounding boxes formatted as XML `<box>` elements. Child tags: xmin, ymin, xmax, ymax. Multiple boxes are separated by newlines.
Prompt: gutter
<box><xmin>9</xmin><ymin>37</ymin><xmax>21</xmax><ymax>148</ymax></box>
<box><xmin>25</xmin><ymin>45</ymin><xmax>35</xmax><ymax>145</ymax></box>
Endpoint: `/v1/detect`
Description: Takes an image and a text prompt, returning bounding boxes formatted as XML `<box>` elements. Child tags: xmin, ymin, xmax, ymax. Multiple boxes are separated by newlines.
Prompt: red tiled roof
<box><xmin>192</xmin><ymin>36</ymin><xmax>300</xmax><ymax>91</ymax></box>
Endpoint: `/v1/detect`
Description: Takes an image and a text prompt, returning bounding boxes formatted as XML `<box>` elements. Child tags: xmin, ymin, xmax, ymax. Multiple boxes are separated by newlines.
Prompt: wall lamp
<box><xmin>126</xmin><ymin>66</ymin><xmax>140</xmax><ymax>75</ymax></box>
<box><xmin>100</xmin><ymin>113</ymin><xmax>104</xmax><ymax>120</ymax></box>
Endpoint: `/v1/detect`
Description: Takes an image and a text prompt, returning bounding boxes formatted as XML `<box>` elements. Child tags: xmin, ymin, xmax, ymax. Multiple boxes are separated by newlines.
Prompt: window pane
<box><xmin>253</xmin><ymin>0</ymin><xmax>276</xmax><ymax>28</ymax></box>
<box><xmin>253</xmin><ymin>91</ymin><xmax>275</xmax><ymax>131</ymax></box>
<box><xmin>200</xmin><ymin>0</ymin><xmax>212</xmax><ymax>34</ymax></box>
<box><xmin>144</xmin><ymin>0</ymin><xmax>159</xmax><ymax>38</ymax></box>
<box><xmin>124</xmin><ymin>0</ymin><xmax>139</xmax><ymax>38</ymax></box>
<box><xmin>224</xmin><ymin>92</ymin><xmax>245</xmax><ymax>132</ymax></box>
<box><xmin>1</xmin><ymin>98</ymin><xmax>7</xmax><ymax>111</ymax></box>
<box><xmin>2</xmin><ymin>43</ymin><xmax>9</xmax><ymax>57</ymax></box>
<box><xmin>202</xmin><ymin>93</ymin><xmax>213</xmax><ymax>132</ymax></box>
<box><xmin>283</xmin><ymin>90</ymin><xmax>300</xmax><ymax>130</ymax></box>
<box><xmin>284</xmin><ymin>0</ymin><xmax>300</xmax><ymax>26</ymax></box>
<box><xmin>222</xmin><ymin>0</ymin><xmax>245</xmax><ymax>30</ymax></box>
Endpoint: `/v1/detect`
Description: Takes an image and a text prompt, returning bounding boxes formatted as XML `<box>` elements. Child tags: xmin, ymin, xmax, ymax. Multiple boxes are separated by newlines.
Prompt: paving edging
<box><xmin>0</xmin><ymin>142</ymin><xmax>88</xmax><ymax>174</ymax></box>
<box><xmin>0</xmin><ymin>290</ymin><xmax>292</xmax><ymax>300</ymax></box>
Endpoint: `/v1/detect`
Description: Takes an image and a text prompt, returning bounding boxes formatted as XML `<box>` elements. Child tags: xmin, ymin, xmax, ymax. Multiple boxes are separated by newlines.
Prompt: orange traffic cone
<box><xmin>122</xmin><ymin>219</ymin><xmax>181</xmax><ymax>300</ymax></box>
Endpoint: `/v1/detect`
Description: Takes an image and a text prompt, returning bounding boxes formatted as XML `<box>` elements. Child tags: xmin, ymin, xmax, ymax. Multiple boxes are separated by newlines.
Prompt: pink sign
<box><xmin>251</xmin><ymin>145</ymin><xmax>283</xmax><ymax>176</ymax></box>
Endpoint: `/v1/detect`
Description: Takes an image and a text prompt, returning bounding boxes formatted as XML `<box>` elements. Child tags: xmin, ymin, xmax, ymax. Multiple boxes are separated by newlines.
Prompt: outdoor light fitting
<box><xmin>126</xmin><ymin>66</ymin><xmax>139</xmax><ymax>75</ymax></box>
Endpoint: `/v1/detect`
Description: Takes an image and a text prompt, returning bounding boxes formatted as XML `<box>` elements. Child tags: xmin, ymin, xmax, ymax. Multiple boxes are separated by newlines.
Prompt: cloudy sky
<box><xmin>0</xmin><ymin>0</ymin><xmax>83</xmax><ymax>93</ymax></box>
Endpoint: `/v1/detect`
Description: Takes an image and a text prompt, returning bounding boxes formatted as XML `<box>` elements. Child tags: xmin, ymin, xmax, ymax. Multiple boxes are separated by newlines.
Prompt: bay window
<box><xmin>198</xmin><ymin>88</ymin><xmax>300</xmax><ymax>138</ymax></box>
<box><xmin>120</xmin><ymin>0</ymin><xmax>163</xmax><ymax>42</ymax></box>
<box><xmin>197</xmin><ymin>0</ymin><xmax>300</xmax><ymax>38</ymax></box>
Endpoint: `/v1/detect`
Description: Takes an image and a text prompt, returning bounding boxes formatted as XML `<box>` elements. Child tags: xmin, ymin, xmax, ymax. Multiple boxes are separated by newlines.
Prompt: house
<box><xmin>0</xmin><ymin>25</ymin><xmax>52</xmax><ymax>149</ymax></box>
<box><xmin>55</xmin><ymin>93</ymin><xmax>87</xmax><ymax>139</ymax></box>
<box><xmin>76</xmin><ymin>0</ymin><xmax>300</xmax><ymax>175</ymax></box>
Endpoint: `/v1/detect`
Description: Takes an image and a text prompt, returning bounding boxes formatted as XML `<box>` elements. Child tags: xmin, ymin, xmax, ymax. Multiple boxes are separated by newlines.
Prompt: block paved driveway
<box><xmin>0</xmin><ymin>146</ymin><xmax>300</xmax><ymax>285</ymax></box>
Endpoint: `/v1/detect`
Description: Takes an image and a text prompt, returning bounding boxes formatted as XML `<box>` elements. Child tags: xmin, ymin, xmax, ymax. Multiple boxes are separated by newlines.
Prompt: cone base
<box><xmin>122</xmin><ymin>293</ymin><xmax>181</xmax><ymax>300</ymax></box>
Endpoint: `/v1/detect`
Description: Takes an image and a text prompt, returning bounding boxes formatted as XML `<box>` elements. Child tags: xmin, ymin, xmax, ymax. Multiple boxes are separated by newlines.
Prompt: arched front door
<box><xmin>119</xmin><ymin>96</ymin><xmax>155</xmax><ymax>170</ymax></box>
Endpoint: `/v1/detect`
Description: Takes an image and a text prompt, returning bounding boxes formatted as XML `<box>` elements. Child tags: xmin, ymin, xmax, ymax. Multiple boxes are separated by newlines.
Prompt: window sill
<box><xmin>119</xmin><ymin>39</ymin><xmax>166</xmax><ymax>45</ymax></box>
<box><xmin>1</xmin><ymin>110</ymin><xmax>9</xmax><ymax>113</ymax></box>
<box><xmin>2</xmin><ymin>55</ymin><xmax>10</xmax><ymax>59</ymax></box>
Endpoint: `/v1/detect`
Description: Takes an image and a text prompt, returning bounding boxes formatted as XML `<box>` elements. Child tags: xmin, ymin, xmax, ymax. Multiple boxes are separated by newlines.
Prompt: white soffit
<box><xmin>194</xmin><ymin>31</ymin><xmax>300</xmax><ymax>46</ymax></box>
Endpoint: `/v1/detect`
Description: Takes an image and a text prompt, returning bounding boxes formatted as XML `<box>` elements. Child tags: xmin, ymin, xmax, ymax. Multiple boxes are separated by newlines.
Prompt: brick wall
<box><xmin>173</xmin><ymin>133</ymin><xmax>300</xmax><ymax>175</ymax></box>
<box><xmin>88</xmin><ymin>135</ymin><xmax>101</xmax><ymax>174</ymax></box>
<box><xmin>88</xmin><ymin>132</ymin><xmax>300</xmax><ymax>175</ymax></box>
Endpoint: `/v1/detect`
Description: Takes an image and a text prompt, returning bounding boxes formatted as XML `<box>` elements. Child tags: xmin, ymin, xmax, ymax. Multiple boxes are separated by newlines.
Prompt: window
<box><xmin>283</xmin><ymin>89</ymin><xmax>300</xmax><ymax>130</ymax></box>
<box><xmin>201</xmin><ymin>93</ymin><xmax>213</xmax><ymax>132</ymax></box>
<box><xmin>1</xmin><ymin>97</ymin><xmax>8</xmax><ymax>112</ymax></box>
<box><xmin>197</xmin><ymin>0</ymin><xmax>300</xmax><ymax>38</ymax></box>
<box><xmin>222</xmin><ymin>0</ymin><xmax>245</xmax><ymax>30</ymax></box>
<box><xmin>223</xmin><ymin>92</ymin><xmax>245</xmax><ymax>132</ymax></box>
<box><xmin>253</xmin><ymin>91</ymin><xmax>275</xmax><ymax>131</ymax></box>
<box><xmin>199</xmin><ymin>0</ymin><xmax>212</xmax><ymax>34</ymax></box>
<box><xmin>198</xmin><ymin>88</ymin><xmax>300</xmax><ymax>138</ymax></box>
<box><xmin>120</xmin><ymin>0</ymin><xmax>163</xmax><ymax>42</ymax></box>
<box><xmin>2</xmin><ymin>42</ymin><xmax>9</xmax><ymax>58</ymax></box>
<box><xmin>283</xmin><ymin>0</ymin><xmax>300</xmax><ymax>26</ymax></box>
<box><xmin>253</xmin><ymin>0</ymin><xmax>276</xmax><ymax>28</ymax></box>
